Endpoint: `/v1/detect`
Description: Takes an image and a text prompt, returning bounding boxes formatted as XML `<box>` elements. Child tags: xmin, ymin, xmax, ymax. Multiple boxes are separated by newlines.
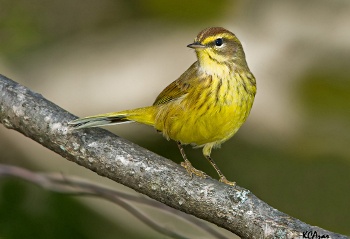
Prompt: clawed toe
<box><xmin>219</xmin><ymin>176</ymin><xmax>236</xmax><ymax>186</ymax></box>
<box><xmin>181</xmin><ymin>161</ymin><xmax>207</xmax><ymax>179</ymax></box>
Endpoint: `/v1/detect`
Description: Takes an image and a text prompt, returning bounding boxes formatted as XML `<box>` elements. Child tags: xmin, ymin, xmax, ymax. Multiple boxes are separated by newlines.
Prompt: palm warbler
<box><xmin>69</xmin><ymin>27</ymin><xmax>256</xmax><ymax>186</ymax></box>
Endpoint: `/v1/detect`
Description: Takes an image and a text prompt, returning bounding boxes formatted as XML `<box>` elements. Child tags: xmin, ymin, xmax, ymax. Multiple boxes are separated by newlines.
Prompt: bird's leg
<box><xmin>177</xmin><ymin>142</ymin><xmax>207</xmax><ymax>179</ymax></box>
<box><xmin>205</xmin><ymin>155</ymin><xmax>236</xmax><ymax>186</ymax></box>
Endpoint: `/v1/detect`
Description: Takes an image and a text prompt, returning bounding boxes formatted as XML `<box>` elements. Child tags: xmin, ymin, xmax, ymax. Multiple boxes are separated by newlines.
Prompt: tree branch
<box><xmin>0</xmin><ymin>74</ymin><xmax>347</xmax><ymax>239</ymax></box>
<box><xmin>0</xmin><ymin>164</ymin><xmax>230</xmax><ymax>239</ymax></box>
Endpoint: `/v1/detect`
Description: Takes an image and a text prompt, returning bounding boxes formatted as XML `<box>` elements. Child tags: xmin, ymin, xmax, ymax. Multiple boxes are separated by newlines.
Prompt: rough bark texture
<box><xmin>0</xmin><ymin>74</ymin><xmax>347</xmax><ymax>239</ymax></box>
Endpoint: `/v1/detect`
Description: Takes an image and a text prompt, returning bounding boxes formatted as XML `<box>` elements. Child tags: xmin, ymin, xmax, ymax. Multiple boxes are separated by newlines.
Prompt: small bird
<box><xmin>69</xmin><ymin>27</ymin><xmax>256</xmax><ymax>186</ymax></box>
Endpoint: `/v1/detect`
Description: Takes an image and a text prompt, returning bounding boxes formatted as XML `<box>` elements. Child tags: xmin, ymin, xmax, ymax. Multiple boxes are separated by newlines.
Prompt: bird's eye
<box><xmin>215</xmin><ymin>38</ymin><xmax>223</xmax><ymax>46</ymax></box>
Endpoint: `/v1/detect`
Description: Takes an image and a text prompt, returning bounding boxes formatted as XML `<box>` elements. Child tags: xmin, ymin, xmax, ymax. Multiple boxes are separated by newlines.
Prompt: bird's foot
<box><xmin>181</xmin><ymin>161</ymin><xmax>207</xmax><ymax>179</ymax></box>
<box><xmin>219</xmin><ymin>176</ymin><xmax>236</xmax><ymax>186</ymax></box>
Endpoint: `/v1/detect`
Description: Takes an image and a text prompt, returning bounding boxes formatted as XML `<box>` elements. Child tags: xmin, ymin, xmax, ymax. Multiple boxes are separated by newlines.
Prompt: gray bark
<box><xmin>0</xmin><ymin>74</ymin><xmax>347</xmax><ymax>239</ymax></box>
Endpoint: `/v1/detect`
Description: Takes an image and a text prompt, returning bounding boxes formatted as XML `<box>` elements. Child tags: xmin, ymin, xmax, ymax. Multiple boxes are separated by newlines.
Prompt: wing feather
<box><xmin>153</xmin><ymin>62</ymin><xmax>198</xmax><ymax>106</ymax></box>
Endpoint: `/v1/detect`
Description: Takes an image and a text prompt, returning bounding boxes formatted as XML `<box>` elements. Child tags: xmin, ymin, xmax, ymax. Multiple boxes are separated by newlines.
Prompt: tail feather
<box><xmin>68</xmin><ymin>106</ymin><xmax>155</xmax><ymax>129</ymax></box>
<box><xmin>69</xmin><ymin>114</ymin><xmax>131</xmax><ymax>129</ymax></box>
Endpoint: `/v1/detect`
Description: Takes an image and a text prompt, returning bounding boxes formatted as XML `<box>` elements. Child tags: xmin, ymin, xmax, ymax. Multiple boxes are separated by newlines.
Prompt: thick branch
<box><xmin>0</xmin><ymin>74</ymin><xmax>347</xmax><ymax>239</ymax></box>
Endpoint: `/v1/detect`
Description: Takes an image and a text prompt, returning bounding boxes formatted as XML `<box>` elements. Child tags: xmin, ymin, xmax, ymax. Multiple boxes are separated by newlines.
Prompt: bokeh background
<box><xmin>1</xmin><ymin>0</ymin><xmax>350</xmax><ymax>238</ymax></box>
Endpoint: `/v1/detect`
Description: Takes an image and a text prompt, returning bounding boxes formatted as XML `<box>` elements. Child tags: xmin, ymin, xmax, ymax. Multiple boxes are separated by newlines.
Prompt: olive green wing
<box><xmin>153</xmin><ymin>62</ymin><xmax>198</xmax><ymax>106</ymax></box>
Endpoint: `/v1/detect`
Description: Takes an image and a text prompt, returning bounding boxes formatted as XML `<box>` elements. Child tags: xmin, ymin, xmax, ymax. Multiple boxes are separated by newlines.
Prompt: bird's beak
<box><xmin>187</xmin><ymin>42</ymin><xmax>206</xmax><ymax>49</ymax></box>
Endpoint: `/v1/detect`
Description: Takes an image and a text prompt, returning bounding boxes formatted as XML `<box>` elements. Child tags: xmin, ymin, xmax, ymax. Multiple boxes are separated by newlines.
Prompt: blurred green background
<box><xmin>1</xmin><ymin>0</ymin><xmax>349</xmax><ymax>238</ymax></box>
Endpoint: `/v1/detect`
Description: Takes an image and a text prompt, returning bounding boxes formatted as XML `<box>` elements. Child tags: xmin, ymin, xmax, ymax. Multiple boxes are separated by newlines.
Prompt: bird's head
<box><xmin>188</xmin><ymin>27</ymin><xmax>247</xmax><ymax>75</ymax></box>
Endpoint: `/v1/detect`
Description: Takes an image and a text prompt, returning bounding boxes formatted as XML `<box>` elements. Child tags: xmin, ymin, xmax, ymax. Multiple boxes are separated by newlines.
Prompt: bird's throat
<box><xmin>197</xmin><ymin>51</ymin><xmax>232</xmax><ymax>79</ymax></box>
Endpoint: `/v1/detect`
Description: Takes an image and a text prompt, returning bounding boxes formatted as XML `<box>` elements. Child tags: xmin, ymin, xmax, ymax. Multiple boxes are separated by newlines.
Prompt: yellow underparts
<box><xmin>153</xmin><ymin>70</ymin><xmax>255</xmax><ymax>154</ymax></box>
<box><xmin>116</xmin><ymin>64</ymin><xmax>256</xmax><ymax>157</ymax></box>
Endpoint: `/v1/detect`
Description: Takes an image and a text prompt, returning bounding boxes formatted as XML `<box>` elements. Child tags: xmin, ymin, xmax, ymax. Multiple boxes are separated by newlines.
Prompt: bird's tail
<box><xmin>68</xmin><ymin>106</ymin><xmax>156</xmax><ymax>129</ymax></box>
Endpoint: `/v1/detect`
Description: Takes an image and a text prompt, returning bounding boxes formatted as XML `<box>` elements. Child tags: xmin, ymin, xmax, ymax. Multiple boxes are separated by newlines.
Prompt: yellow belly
<box><xmin>154</xmin><ymin>74</ymin><xmax>255</xmax><ymax>147</ymax></box>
